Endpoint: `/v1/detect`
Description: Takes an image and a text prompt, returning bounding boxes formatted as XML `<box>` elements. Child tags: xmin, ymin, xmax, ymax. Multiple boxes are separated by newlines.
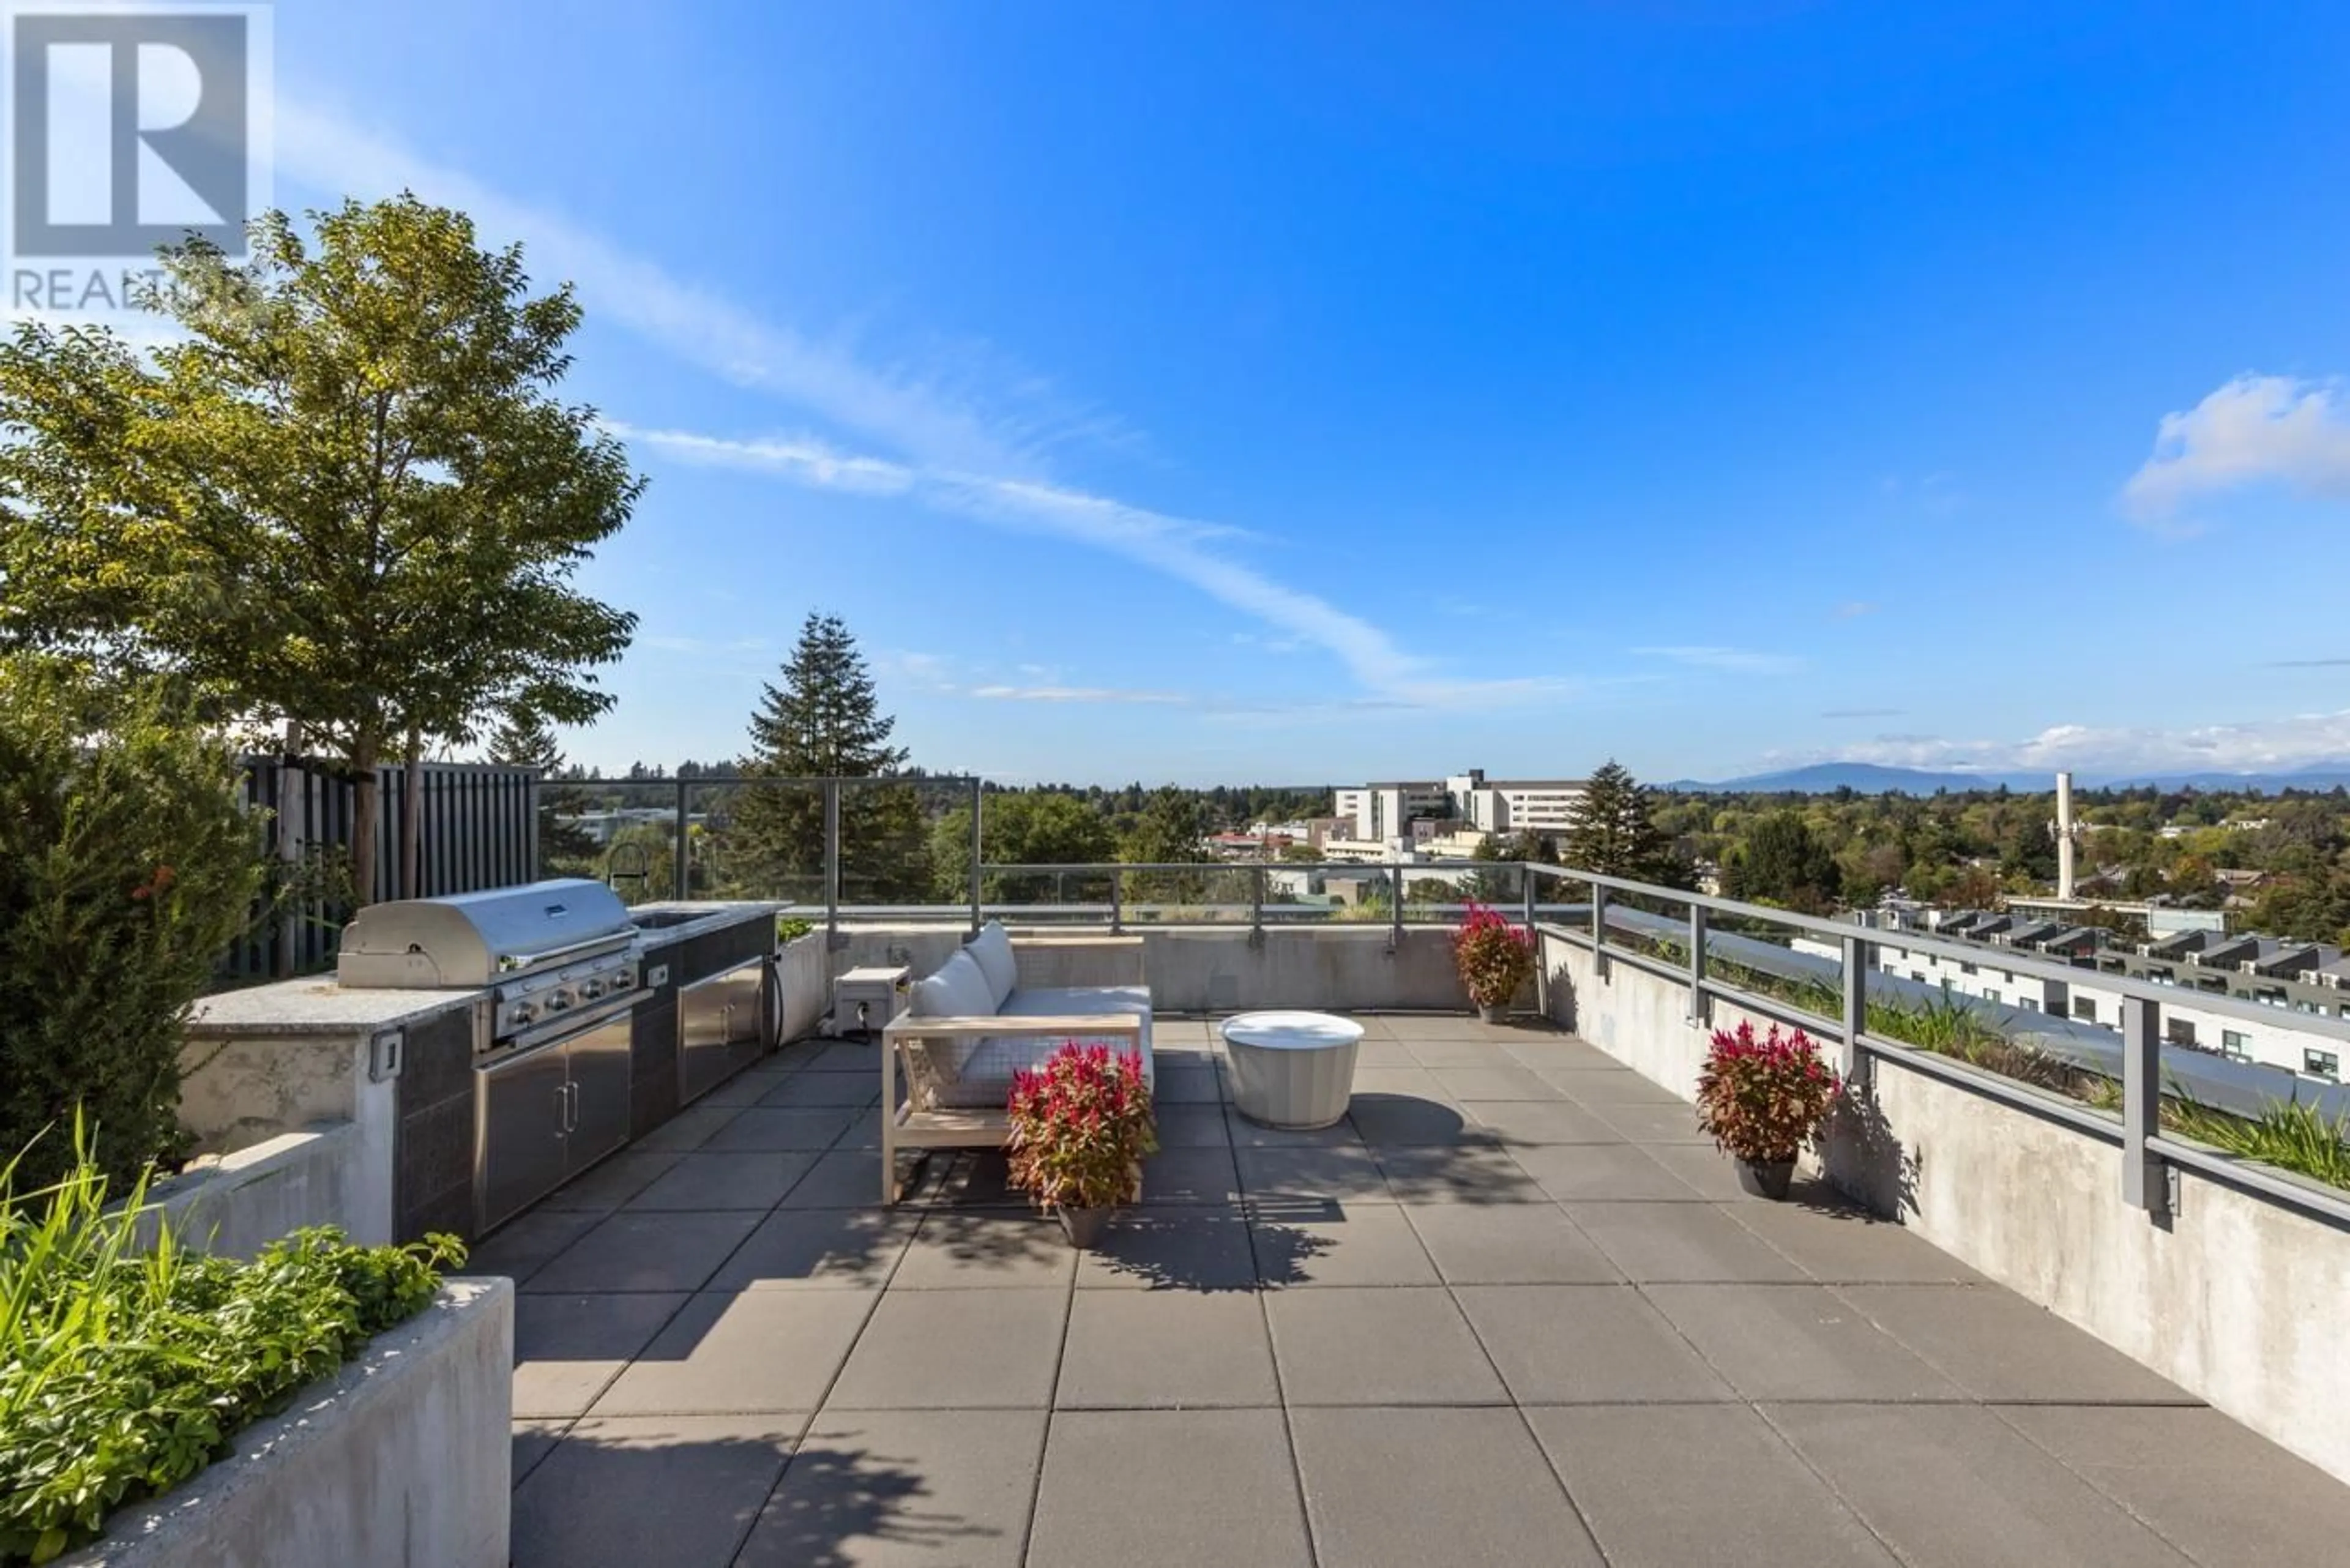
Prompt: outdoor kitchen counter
<box><xmin>621</xmin><ymin>902</ymin><xmax>786</xmax><ymax>1139</ymax></box>
<box><xmin>186</xmin><ymin>979</ymin><xmax>480</xmax><ymax>1037</ymax></box>
<box><xmin>179</xmin><ymin>982</ymin><xmax>488</xmax><ymax>1248</ymax></box>
<box><xmin>627</xmin><ymin>899</ymin><xmax>788</xmax><ymax>950</ymax></box>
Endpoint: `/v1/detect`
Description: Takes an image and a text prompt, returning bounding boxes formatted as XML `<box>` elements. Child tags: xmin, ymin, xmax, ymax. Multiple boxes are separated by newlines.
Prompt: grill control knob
<box><xmin>511</xmin><ymin>1005</ymin><xmax>537</xmax><ymax>1028</ymax></box>
<box><xmin>545</xmin><ymin>990</ymin><xmax>573</xmax><ymax>1012</ymax></box>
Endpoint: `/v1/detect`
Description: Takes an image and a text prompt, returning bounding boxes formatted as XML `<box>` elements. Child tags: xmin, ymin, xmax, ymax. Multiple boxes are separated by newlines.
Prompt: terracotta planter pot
<box><xmin>1736</xmin><ymin>1157</ymin><xmax>1797</xmax><ymax>1201</ymax></box>
<box><xmin>1059</xmin><ymin>1206</ymin><xmax>1113</xmax><ymax>1249</ymax></box>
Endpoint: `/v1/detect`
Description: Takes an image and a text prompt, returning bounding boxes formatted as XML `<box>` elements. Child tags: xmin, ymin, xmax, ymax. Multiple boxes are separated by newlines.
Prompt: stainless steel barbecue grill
<box><xmin>338</xmin><ymin>878</ymin><xmax>641</xmax><ymax>1045</ymax></box>
<box><xmin>338</xmin><ymin>878</ymin><xmax>644</xmax><ymax>1229</ymax></box>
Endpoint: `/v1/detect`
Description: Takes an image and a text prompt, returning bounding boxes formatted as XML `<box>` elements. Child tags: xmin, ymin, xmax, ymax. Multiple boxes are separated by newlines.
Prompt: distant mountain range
<box><xmin>1665</xmin><ymin>761</ymin><xmax>2350</xmax><ymax>795</ymax></box>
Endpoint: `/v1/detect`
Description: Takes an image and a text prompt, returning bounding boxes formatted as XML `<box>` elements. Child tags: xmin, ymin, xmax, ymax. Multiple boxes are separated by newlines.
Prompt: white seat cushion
<box><xmin>964</xmin><ymin>921</ymin><xmax>1018</xmax><ymax>1010</ymax></box>
<box><xmin>908</xmin><ymin>949</ymin><xmax>996</xmax><ymax>1023</ymax></box>
<box><xmin>927</xmin><ymin>984</ymin><xmax>1155</xmax><ymax>1110</ymax></box>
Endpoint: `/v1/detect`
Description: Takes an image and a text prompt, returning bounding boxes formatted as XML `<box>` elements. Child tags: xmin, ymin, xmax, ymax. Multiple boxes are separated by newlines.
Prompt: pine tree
<box><xmin>1122</xmin><ymin>786</ymin><xmax>1213</xmax><ymax>902</ymax></box>
<box><xmin>1561</xmin><ymin>760</ymin><xmax>1685</xmax><ymax>886</ymax></box>
<box><xmin>488</xmin><ymin>712</ymin><xmax>599</xmax><ymax>869</ymax></box>
<box><xmin>723</xmin><ymin>613</ymin><xmax>928</xmax><ymax>899</ymax></box>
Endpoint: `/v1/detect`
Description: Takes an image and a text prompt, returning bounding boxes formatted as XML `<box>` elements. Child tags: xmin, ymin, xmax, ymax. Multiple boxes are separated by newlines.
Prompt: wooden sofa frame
<box><xmin>879</xmin><ymin>934</ymin><xmax>1147</xmax><ymax>1203</ymax></box>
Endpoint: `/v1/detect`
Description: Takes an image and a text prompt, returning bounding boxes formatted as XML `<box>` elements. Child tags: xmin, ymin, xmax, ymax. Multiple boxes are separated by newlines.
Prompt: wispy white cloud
<box><xmin>972</xmin><ymin>685</ymin><xmax>1192</xmax><ymax>706</ymax></box>
<box><xmin>617</xmin><ymin>421</ymin><xmax>1557</xmax><ymax>707</ymax></box>
<box><xmin>1832</xmin><ymin>600</ymin><xmax>1879</xmax><ymax>620</ymax></box>
<box><xmin>274</xmin><ymin>100</ymin><xmax>1078</xmax><ymax>476</ymax></box>
<box><xmin>1232</xmin><ymin>631</ymin><xmax>1305</xmax><ymax>654</ymax></box>
<box><xmin>2122</xmin><ymin>374</ymin><xmax>2350</xmax><ymax>526</ymax></box>
<box><xmin>270</xmin><ymin>98</ymin><xmax>1579</xmax><ymax>715</ymax></box>
<box><xmin>601</xmin><ymin>422</ymin><xmax>915</xmax><ymax>496</ymax></box>
<box><xmin>1788</xmin><ymin>709</ymin><xmax>2350</xmax><ymax>776</ymax></box>
<box><xmin>1636</xmin><ymin>646</ymin><xmax>1807</xmax><ymax>676</ymax></box>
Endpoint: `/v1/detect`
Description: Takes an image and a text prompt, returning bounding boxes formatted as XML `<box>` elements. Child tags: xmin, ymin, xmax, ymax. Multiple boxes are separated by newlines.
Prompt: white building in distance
<box><xmin>1335</xmin><ymin>768</ymin><xmax>1587</xmax><ymax>850</ymax></box>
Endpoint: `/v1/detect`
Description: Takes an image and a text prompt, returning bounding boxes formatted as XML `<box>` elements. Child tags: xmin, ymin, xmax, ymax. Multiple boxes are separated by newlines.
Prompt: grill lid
<box><xmin>337</xmin><ymin>878</ymin><xmax>635</xmax><ymax>990</ymax></box>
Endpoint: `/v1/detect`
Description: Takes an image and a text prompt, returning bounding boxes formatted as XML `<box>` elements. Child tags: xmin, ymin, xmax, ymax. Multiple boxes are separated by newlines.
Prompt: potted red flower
<box><xmin>1005</xmin><ymin>1042</ymin><xmax>1160</xmax><ymax>1247</ymax></box>
<box><xmin>1693</xmin><ymin>1020</ymin><xmax>1841</xmax><ymax>1200</ymax></box>
<box><xmin>1452</xmin><ymin>901</ymin><xmax>1538</xmax><ymax>1023</ymax></box>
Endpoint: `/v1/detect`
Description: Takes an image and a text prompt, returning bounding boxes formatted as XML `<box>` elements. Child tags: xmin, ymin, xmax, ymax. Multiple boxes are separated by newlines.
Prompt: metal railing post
<box><xmin>2121</xmin><ymin>994</ymin><xmax>2166</xmax><ymax>1214</ymax></box>
<box><xmin>672</xmin><ymin>779</ymin><xmax>690</xmax><ymax>901</ymax></box>
<box><xmin>1390</xmin><ymin>864</ymin><xmax>1405</xmax><ymax>949</ymax></box>
<box><xmin>1250</xmin><ymin>864</ymin><xmax>1266</xmax><ymax>943</ymax></box>
<box><xmin>822</xmin><ymin>778</ymin><xmax>841</xmax><ymax>937</ymax></box>
<box><xmin>1521</xmin><ymin>862</ymin><xmax>1537</xmax><ymax>931</ymax></box>
<box><xmin>967</xmin><ymin>779</ymin><xmax>983</xmax><ymax>934</ymax></box>
<box><xmin>1109</xmin><ymin>866</ymin><xmax>1124</xmax><ymax>933</ymax></box>
<box><xmin>1839</xmin><ymin>933</ymin><xmax>1873</xmax><ymax>1086</ymax></box>
<box><xmin>1591</xmin><ymin>881</ymin><xmax>1608</xmax><ymax>949</ymax></box>
<box><xmin>1687</xmin><ymin>904</ymin><xmax>1709</xmax><ymax>1026</ymax></box>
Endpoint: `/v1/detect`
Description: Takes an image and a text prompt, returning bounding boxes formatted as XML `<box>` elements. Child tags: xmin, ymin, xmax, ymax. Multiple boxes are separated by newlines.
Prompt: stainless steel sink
<box><xmin>629</xmin><ymin>909</ymin><xmax>708</xmax><ymax>930</ymax></box>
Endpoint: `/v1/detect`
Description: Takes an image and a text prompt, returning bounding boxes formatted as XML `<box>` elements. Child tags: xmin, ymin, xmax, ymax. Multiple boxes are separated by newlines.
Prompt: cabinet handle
<box><xmin>566</xmin><ymin>1081</ymin><xmax>580</xmax><ymax>1133</ymax></box>
<box><xmin>554</xmin><ymin>1081</ymin><xmax>569</xmax><ymax>1137</ymax></box>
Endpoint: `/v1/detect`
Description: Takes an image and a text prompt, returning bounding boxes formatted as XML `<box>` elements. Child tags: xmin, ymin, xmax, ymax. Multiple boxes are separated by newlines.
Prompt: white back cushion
<box><xmin>964</xmin><ymin>921</ymin><xmax>1018</xmax><ymax>1009</ymax></box>
<box><xmin>909</xmin><ymin>948</ymin><xmax>997</xmax><ymax>1021</ymax></box>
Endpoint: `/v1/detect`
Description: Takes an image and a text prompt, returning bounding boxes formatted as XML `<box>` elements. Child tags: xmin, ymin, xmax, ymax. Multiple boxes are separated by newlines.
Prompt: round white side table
<box><xmin>1219</xmin><ymin>1011</ymin><xmax>1365</xmax><ymax>1130</ymax></box>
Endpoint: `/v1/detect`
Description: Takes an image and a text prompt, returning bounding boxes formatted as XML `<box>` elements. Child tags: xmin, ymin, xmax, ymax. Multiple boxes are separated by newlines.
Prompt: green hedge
<box><xmin>0</xmin><ymin>1130</ymin><xmax>463</xmax><ymax>1564</ymax></box>
<box><xmin>0</xmin><ymin>660</ymin><xmax>266</xmax><ymax>1189</ymax></box>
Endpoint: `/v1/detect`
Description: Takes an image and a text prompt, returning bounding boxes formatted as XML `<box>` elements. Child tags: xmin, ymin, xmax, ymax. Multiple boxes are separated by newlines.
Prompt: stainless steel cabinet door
<box><xmin>564</xmin><ymin>1011</ymin><xmax>635</xmax><ymax>1171</ymax></box>
<box><xmin>477</xmin><ymin>1042</ymin><xmax>570</xmax><ymax>1231</ymax></box>
<box><xmin>679</xmin><ymin>959</ymin><xmax>766</xmax><ymax>1103</ymax></box>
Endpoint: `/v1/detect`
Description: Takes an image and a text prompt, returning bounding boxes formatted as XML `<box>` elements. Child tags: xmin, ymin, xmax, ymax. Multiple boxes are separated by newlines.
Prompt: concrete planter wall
<box><xmin>61</xmin><ymin>1279</ymin><xmax>514</xmax><ymax>1568</ymax></box>
<box><xmin>773</xmin><ymin>930</ymin><xmax>830</xmax><ymax>1044</ymax></box>
<box><xmin>1540</xmin><ymin>930</ymin><xmax>2350</xmax><ymax>1488</ymax></box>
<box><xmin>136</xmin><ymin>1126</ymin><xmax>365</xmax><ymax>1260</ymax></box>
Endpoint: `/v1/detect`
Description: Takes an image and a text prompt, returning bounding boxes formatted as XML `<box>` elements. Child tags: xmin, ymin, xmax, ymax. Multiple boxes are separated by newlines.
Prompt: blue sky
<box><xmin>269</xmin><ymin>1</ymin><xmax>2350</xmax><ymax>784</ymax></box>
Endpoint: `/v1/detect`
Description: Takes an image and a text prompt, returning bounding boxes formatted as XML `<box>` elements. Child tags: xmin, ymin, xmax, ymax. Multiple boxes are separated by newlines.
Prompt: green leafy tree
<box><xmin>2248</xmin><ymin>871</ymin><xmax>2350</xmax><ymax>947</ymax></box>
<box><xmin>931</xmin><ymin>791</ymin><xmax>1119</xmax><ymax>903</ymax></box>
<box><xmin>1724</xmin><ymin>811</ymin><xmax>1841</xmax><ymax>912</ymax></box>
<box><xmin>1562</xmin><ymin>760</ymin><xmax>1685</xmax><ymax>885</ymax></box>
<box><xmin>0</xmin><ymin>196</ymin><xmax>640</xmax><ymax>904</ymax></box>
<box><xmin>487</xmin><ymin>712</ymin><xmax>599</xmax><ymax>870</ymax></box>
<box><xmin>0</xmin><ymin>660</ymin><xmax>266</xmax><ymax>1186</ymax></box>
<box><xmin>725</xmin><ymin>612</ymin><xmax>928</xmax><ymax>900</ymax></box>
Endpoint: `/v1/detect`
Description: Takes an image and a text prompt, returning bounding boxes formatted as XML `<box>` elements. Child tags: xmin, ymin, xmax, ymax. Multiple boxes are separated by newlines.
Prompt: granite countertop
<box><xmin>187</xmin><ymin>978</ymin><xmax>481</xmax><ymax>1036</ymax></box>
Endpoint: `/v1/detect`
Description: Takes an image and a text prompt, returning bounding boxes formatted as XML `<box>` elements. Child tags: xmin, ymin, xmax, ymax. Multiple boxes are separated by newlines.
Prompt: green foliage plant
<box><xmin>2163</xmin><ymin>1091</ymin><xmax>2350</xmax><ymax>1192</ymax></box>
<box><xmin>0</xmin><ymin>660</ymin><xmax>265</xmax><ymax>1189</ymax></box>
<box><xmin>0</xmin><ymin>1121</ymin><xmax>462</xmax><ymax>1564</ymax></box>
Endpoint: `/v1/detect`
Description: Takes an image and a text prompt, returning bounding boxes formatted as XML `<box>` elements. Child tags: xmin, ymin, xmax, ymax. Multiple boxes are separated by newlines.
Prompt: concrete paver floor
<box><xmin>479</xmin><ymin>1014</ymin><xmax>2350</xmax><ymax>1568</ymax></box>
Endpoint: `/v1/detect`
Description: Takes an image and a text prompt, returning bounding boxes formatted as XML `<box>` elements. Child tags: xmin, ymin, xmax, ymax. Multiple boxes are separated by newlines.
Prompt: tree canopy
<box><xmin>0</xmin><ymin>195</ymin><xmax>640</xmax><ymax>901</ymax></box>
<box><xmin>1722</xmin><ymin>810</ymin><xmax>1841</xmax><ymax>912</ymax></box>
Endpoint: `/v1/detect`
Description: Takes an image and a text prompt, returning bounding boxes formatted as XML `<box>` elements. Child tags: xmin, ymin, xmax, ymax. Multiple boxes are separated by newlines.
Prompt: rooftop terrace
<box><xmin>480</xmin><ymin>1009</ymin><xmax>2350</xmax><ymax>1567</ymax></box>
